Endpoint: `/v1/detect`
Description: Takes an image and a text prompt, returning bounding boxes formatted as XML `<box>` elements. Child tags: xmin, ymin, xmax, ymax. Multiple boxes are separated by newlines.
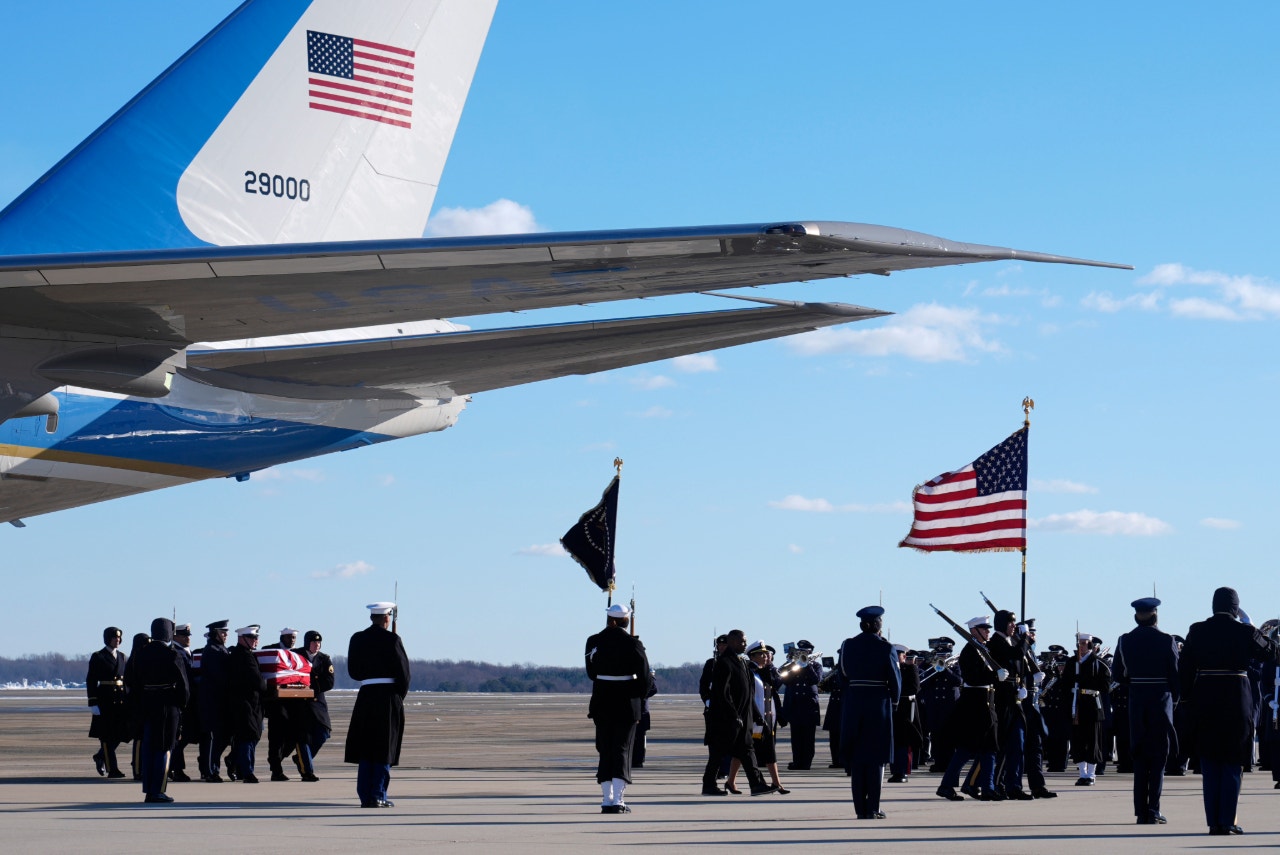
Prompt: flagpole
<box><xmin>1020</xmin><ymin>397</ymin><xmax>1034</xmax><ymax>618</ymax></box>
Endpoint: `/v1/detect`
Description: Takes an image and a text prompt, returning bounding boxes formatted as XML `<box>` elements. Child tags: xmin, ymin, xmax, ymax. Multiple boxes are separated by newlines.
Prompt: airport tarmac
<box><xmin>1</xmin><ymin>691</ymin><xmax>1274</xmax><ymax>853</ymax></box>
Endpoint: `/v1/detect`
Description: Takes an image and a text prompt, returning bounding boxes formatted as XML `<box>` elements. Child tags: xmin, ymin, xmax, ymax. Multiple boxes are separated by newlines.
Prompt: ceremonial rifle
<box><xmin>630</xmin><ymin>584</ymin><xmax>637</xmax><ymax>638</ymax></box>
<box><xmin>980</xmin><ymin>590</ymin><xmax>999</xmax><ymax>615</ymax></box>
<box><xmin>392</xmin><ymin>580</ymin><xmax>399</xmax><ymax>636</ymax></box>
<box><xmin>928</xmin><ymin>603</ymin><xmax>1004</xmax><ymax>674</ymax></box>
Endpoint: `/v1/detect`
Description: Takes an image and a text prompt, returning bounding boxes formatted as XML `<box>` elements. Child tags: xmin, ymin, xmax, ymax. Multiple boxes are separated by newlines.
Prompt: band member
<box><xmin>226</xmin><ymin>624</ymin><xmax>267</xmax><ymax>784</ymax></box>
<box><xmin>1112</xmin><ymin>597</ymin><xmax>1179</xmax><ymax>825</ymax></box>
<box><xmin>345</xmin><ymin>602</ymin><xmax>411</xmax><ymax>808</ymax></box>
<box><xmin>1065</xmin><ymin>632</ymin><xmax>1111</xmax><ymax>785</ymax></box>
<box><xmin>701</xmin><ymin>629</ymin><xmax>775</xmax><ymax>796</ymax></box>
<box><xmin>887</xmin><ymin>644</ymin><xmax>921</xmax><ymax>783</ymax></box>
<box><xmin>129</xmin><ymin>618</ymin><xmax>189</xmax><ymax>803</ymax></box>
<box><xmin>293</xmin><ymin>630</ymin><xmax>333</xmax><ymax>781</ymax></box>
<box><xmin>936</xmin><ymin>616</ymin><xmax>1003</xmax><ymax>801</ymax></box>
<box><xmin>197</xmin><ymin>620</ymin><xmax>231</xmax><ymax>782</ymax></box>
<box><xmin>1180</xmin><ymin>587</ymin><xmax>1280</xmax><ymax>835</ymax></box>
<box><xmin>988</xmin><ymin>610</ymin><xmax>1032</xmax><ymax>799</ymax></box>
<box><xmin>779</xmin><ymin>640</ymin><xmax>823</xmax><ymax>771</ymax></box>
<box><xmin>585</xmin><ymin>603</ymin><xmax>653</xmax><ymax>814</ymax></box>
<box><xmin>87</xmin><ymin>626</ymin><xmax>128</xmax><ymax>779</ymax></box>
<box><xmin>839</xmin><ymin>605</ymin><xmax>901</xmax><ymax>819</ymax></box>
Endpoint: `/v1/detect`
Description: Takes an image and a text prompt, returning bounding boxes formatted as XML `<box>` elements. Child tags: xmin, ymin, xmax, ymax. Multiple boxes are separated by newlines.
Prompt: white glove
<box><xmin>89</xmin><ymin>705</ymin><xmax>101</xmax><ymax>715</ymax></box>
<box><xmin>1270</xmin><ymin>700</ymin><xmax>1279</xmax><ymax>711</ymax></box>
<box><xmin>1017</xmin><ymin>687</ymin><xmax>1028</xmax><ymax>700</ymax></box>
<box><xmin>1033</xmin><ymin>671</ymin><xmax>1045</xmax><ymax>685</ymax></box>
<box><xmin>996</xmin><ymin>668</ymin><xmax>1009</xmax><ymax>682</ymax></box>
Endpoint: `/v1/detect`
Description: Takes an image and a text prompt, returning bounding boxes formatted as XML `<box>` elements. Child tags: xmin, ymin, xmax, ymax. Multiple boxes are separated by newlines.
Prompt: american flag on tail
<box><xmin>898</xmin><ymin>427</ymin><xmax>1028</xmax><ymax>553</ymax></box>
<box><xmin>307</xmin><ymin>30</ymin><xmax>415</xmax><ymax>129</ymax></box>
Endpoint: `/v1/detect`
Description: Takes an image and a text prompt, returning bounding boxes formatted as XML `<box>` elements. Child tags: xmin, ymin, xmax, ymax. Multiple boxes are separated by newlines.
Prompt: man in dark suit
<box><xmin>1180</xmin><ymin>586</ymin><xmax>1280</xmax><ymax>835</ymax></box>
<box><xmin>345</xmin><ymin>602</ymin><xmax>411</xmax><ymax>808</ymax></box>
<box><xmin>585</xmin><ymin>602</ymin><xmax>653</xmax><ymax>813</ymax></box>
<box><xmin>129</xmin><ymin>618</ymin><xmax>190</xmax><ymax>803</ymax></box>
<box><xmin>293</xmin><ymin>630</ymin><xmax>333</xmax><ymax>782</ymax></box>
<box><xmin>1113</xmin><ymin>596</ymin><xmax>1179</xmax><ymax>825</ymax></box>
<box><xmin>839</xmin><ymin>605</ymin><xmax>901</xmax><ymax>819</ymax></box>
<box><xmin>226</xmin><ymin>624</ymin><xmax>267</xmax><ymax>784</ymax></box>
<box><xmin>86</xmin><ymin>626</ymin><xmax>128</xmax><ymax>779</ymax></box>
<box><xmin>701</xmin><ymin>629</ymin><xmax>774</xmax><ymax>796</ymax></box>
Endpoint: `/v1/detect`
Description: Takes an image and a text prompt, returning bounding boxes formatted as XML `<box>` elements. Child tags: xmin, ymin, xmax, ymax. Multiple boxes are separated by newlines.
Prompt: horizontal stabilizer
<box><xmin>184</xmin><ymin>302</ymin><xmax>889</xmax><ymax>399</ymax></box>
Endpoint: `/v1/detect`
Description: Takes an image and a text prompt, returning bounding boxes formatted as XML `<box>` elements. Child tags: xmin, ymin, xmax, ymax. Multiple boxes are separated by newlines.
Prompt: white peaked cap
<box><xmin>606</xmin><ymin>603</ymin><xmax>631</xmax><ymax>619</ymax></box>
<box><xmin>279</xmin><ymin>627</ymin><xmax>299</xmax><ymax>635</ymax></box>
<box><xmin>367</xmin><ymin>602</ymin><xmax>396</xmax><ymax>615</ymax></box>
<box><xmin>746</xmin><ymin>639</ymin><xmax>768</xmax><ymax>654</ymax></box>
<box><xmin>892</xmin><ymin>643</ymin><xmax>908</xmax><ymax>654</ymax></box>
<box><xmin>966</xmin><ymin>616</ymin><xmax>992</xmax><ymax>629</ymax></box>
<box><xmin>236</xmin><ymin>625</ymin><xmax>260</xmax><ymax>636</ymax></box>
<box><xmin>1076</xmin><ymin>632</ymin><xmax>1092</xmax><ymax>642</ymax></box>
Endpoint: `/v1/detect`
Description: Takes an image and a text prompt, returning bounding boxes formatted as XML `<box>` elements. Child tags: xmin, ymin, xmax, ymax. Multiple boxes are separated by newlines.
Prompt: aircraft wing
<box><xmin>0</xmin><ymin>220</ymin><xmax>1128</xmax><ymax>346</ymax></box>
<box><xmin>183</xmin><ymin>300</ymin><xmax>890</xmax><ymax>400</ymax></box>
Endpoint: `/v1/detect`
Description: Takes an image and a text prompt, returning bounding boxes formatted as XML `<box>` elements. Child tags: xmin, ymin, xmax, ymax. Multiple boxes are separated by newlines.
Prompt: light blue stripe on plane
<box><xmin>0</xmin><ymin>1</ymin><xmax>312</xmax><ymax>256</ymax></box>
<box><xmin>0</xmin><ymin>390</ymin><xmax>392</xmax><ymax>476</ymax></box>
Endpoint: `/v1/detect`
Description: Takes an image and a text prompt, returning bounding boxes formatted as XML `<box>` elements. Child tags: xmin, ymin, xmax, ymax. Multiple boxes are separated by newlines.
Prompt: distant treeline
<box><xmin>0</xmin><ymin>653</ymin><xmax>705</xmax><ymax>695</ymax></box>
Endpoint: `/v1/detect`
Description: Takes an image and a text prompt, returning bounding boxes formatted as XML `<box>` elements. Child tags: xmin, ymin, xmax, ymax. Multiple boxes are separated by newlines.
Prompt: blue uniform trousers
<box><xmin>1199</xmin><ymin>759</ymin><xmax>1243</xmax><ymax>829</ymax></box>
<box><xmin>849</xmin><ymin>761</ymin><xmax>883</xmax><ymax>816</ymax></box>
<box><xmin>357</xmin><ymin>761</ymin><xmax>392</xmax><ymax>805</ymax></box>
<box><xmin>942</xmin><ymin>749</ymin><xmax>995</xmax><ymax>793</ymax></box>
<box><xmin>139</xmin><ymin>722</ymin><xmax>171</xmax><ymax>797</ymax></box>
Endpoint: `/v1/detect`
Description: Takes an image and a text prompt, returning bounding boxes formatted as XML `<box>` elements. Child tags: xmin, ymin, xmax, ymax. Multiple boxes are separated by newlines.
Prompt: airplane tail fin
<box><xmin>0</xmin><ymin>0</ymin><xmax>496</xmax><ymax>255</ymax></box>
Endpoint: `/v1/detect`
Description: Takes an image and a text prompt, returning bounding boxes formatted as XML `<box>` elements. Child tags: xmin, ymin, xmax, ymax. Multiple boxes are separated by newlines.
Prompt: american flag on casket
<box><xmin>189</xmin><ymin>649</ymin><xmax>311</xmax><ymax>688</ymax></box>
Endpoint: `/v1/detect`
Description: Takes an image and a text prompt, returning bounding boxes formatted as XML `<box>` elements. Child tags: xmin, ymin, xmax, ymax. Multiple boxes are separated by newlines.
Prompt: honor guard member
<box><xmin>936</xmin><ymin>616</ymin><xmax>1003</xmax><ymax>802</ymax></box>
<box><xmin>585</xmin><ymin>603</ymin><xmax>653</xmax><ymax>813</ymax></box>
<box><xmin>262</xmin><ymin>627</ymin><xmax>298</xmax><ymax>781</ymax></box>
<box><xmin>87</xmin><ymin>626</ymin><xmax>129</xmax><ymax>778</ymax></box>
<box><xmin>838</xmin><ymin>606</ymin><xmax>901</xmax><ymax>819</ymax></box>
<box><xmin>345</xmin><ymin>602</ymin><xmax>411</xmax><ymax>808</ymax></box>
<box><xmin>197</xmin><ymin>620</ymin><xmax>232</xmax><ymax>782</ymax></box>
<box><xmin>293</xmin><ymin>630</ymin><xmax>333</xmax><ymax>781</ymax></box>
<box><xmin>1112</xmin><ymin>597</ymin><xmax>1179</xmax><ymax>825</ymax></box>
<box><xmin>1065</xmin><ymin>632</ymin><xmax>1110</xmax><ymax>785</ymax></box>
<box><xmin>123</xmin><ymin>632</ymin><xmax>150</xmax><ymax>780</ymax></box>
<box><xmin>887</xmin><ymin>644</ymin><xmax>921</xmax><ymax>783</ymax></box>
<box><xmin>226</xmin><ymin>624</ymin><xmax>267</xmax><ymax>783</ymax></box>
<box><xmin>129</xmin><ymin>618</ymin><xmax>190</xmax><ymax>803</ymax></box>
<box><xmin>168</xmin><ymin>624</ymin><xmax>196</xmax><ymax>782</ymax></box>
<box><xmin>779</xmin><ymin>640</ymin><xmax>823</xmax><ymax>771</ymax></box>
<box><xmin>988</xmin><ymin>610</ymin><xmax>1032</xmax><ymax>799</ymax></box>
<box><xmin>1016</xmin><ymin>620</ymin><xmax>1056</xmax><ymax>798</ymax></box>
<box><xmin>701</xmin><ymin>630</ymin><xmax>775</xmax><ymax>796</ymax></box>
<box><xmin>1180</xmin><ymin>586</ymin><xmax>1280</xmax><ymax>835</ymax></box>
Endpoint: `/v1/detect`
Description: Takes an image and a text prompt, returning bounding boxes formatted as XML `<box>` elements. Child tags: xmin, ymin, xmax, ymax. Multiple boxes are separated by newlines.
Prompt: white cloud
<box><xmin>1030</xmin><ymin>478</ymin><xmax>1098</xmax><ymax>494</ymax></box>
<box><xmin>1029</xmin><ymin>510</ymin><xmax>1171</xmax><ymax>536</ymax></box>
<box><xmin>768</xmin><ymin>495</ymin><xmax>910</xmax><ymax>514</ymax></box>
<box><xmin>1200</xmin><ymin>517</ymin><xmax>1242</xmax><ymax>530</ymax></box>
<box><xmin>377</xmin><ymin>474</ymin><xmax>396</xmax><ymax>487</ymax></box>
<box><xmin>788</xmin><ymin>303</ymin><xmax>1004</xmax><ymax>363</ymax></box>
<box><xmin>516</xmin><ymin>543</ymin><xmax>567</xmax><ymax>557</ymax></box>
<box><xmin>424</xmin><ymin>199</ymin><xmax>540</xmax><ymax>237</ymax></box>
<box><xmin>631</xmin><ymin>375</ymin><xmax>675</xmax><ymax>390</ymax></box>
<box><xmin>312</xmin><ymin>560</ymin><xmax>375</xmax><ymax>579</ymax></box>
<box><xmin>1081</xmin><ymin>291</ymin><xmax>1161</xmax><ymax>313</ymax></box>
<box><xmin>635</xmin><ymin>405</ymin><xmax>673</xmax><ymax>419</ymax></box>
<box><xmin>1167</xmin><ymin>297</ymin><xmax>1242</xmax><ymax>321</ymax></box>
<box><xmin>1094</xmin><ymin>263</ymin><xmax>1280</xmax><ymax>322</ymax></box>
<box><xmin>788</xmin><ymin>544</ymin><xmax>804</xmax><ymax>554</ymax></box>
<box><xmin>672</xmin><ymin>354</ymin><xmax>719</xmax><ymax>373</ymax></box>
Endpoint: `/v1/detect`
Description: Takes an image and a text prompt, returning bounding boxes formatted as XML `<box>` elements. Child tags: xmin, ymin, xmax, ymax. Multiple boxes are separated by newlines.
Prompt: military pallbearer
<box><xmin>585</xmin><ymin>602</ymin><xmax>652</xmax><ymax>814</ymax></box>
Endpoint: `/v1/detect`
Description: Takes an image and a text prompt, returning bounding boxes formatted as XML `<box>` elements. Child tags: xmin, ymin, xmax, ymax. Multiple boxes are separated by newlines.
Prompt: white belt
<box><xmin>596</xmin><ymin>674</ymin><xmax>636</xmax><ymax>681</ymax></box>
<box><xmin>359</xmin><ymin>678</ymin><xmax>395</xmax><ymax>686</ymax></box>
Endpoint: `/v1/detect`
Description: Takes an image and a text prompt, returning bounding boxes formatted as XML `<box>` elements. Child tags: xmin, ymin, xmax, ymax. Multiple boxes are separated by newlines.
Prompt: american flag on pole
<box><xmin>307</xmin><ymin>30</ymin><xmax>414</xmax><ymax>129</ymax></box>
<box><xmin>898</xmin><ymin>427</ymin><xmax>1028</xmax><ymax>553</ymax></box>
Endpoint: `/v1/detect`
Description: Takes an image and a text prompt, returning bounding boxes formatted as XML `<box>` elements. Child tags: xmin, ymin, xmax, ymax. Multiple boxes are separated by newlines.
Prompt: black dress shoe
<box><xmin>601</xmin><ymin>805</ymin><xmax>619</xmax><ymax>814</ymax></box>
<box><xmin>93</xmin><ymin>752</ymin><xmax>106</xmax><ymax>777</ymax></box>
<box><xmin>701</xmin><ymin>787</ymin><xmax>727</xmax><ymax>796</ymax></box>
<box><xmin>856</xmin><ymin>813</ymin><xmax>874</xmax><ymax>820</ymax></box>
<box><xmin>978</xmin><ymin>790</ymin><xmax>1005</xmax><ymax>801</ymax></box>
<box><xmin>1136</xmin><ymin>816</ymin><xmax>1156</xmax><ymax>825</ymax></box>
<box><xmin>1151</xmin><ymin>812</ymin><xmax>1167</xmax><ymax>824</ymax></box>
<box><xmin>301</xmin><ymin>773</ymin><xmax>320</xmax><ymax>782</ymax></box>
<box><xmin>887</xmin><ymin>774</ymin><xmax>908</xmax><ymax>783</ymax></box>
<box><xmin>1208</xmin><ymin>826</ymin><xmax>1228</xmax><ymax>835</ymax></box>
<box><xmin>107</xmin><ymin>770</ymin><xmax>126</xmax><ymax>779</ymax></box>
<box><xmin>936</xmin><ymin>786</ymin><xmax>964</xmax><ymax>801</ymax></box>
<box><xmin>775</xmin><ymin>787</ymin><xmax>790</xmax><ymax>795</ymax></box>
<box><xmin>144</xmin><ymin>793</ymin><xmax>175</xmax><ymax>803</ymax></box>
<box><xmin>270</xmin><ymin>770</ymin><xmax>289</xmax><ymax>782</ymax></box>
<box><xmin>960</xmin><ymin>784</ymin><xmax>977</xmax><ymax>797</ymax></box>
<box><xmin>1074</xmin><ymin>777</ymin><xmax>1093</xmax><ymax>786</ymax></box>
<box><xmin>1005</xmin><ymin>788</ymin><xmax>1034</xmax><ymax>800</ymax></box>
<box><xmin>750</xmin><ymin>784</ymin><xmax>778</xmax><ymax>796</ymax></box>
<box><xmin>725</xmin><ymin>783</ymin><xmax>741</xmax><ymax>794</ymax></box>
<box><xmin>361</xmin><ymin>802</ymin><xmax>381</xmax><ymax>809</ymax></box>
<box><xmin>378</xmin><ymin>800</ymin><xmax>394</xmax><ymax>808</ymax></box>
<box><xmin>169</xmin><ymin>771</ymin><xmax>192</xmax><ymax>783</ymax></box>
<box><xmin>201</xmin><ymin>774</ymin><xmax>224</xmax><ymax>783</ymax></box>
<box><xmin>241</xmin><ymin>774</ymin><xmax>259</xmax><ymax>784</ymax></box>
<box><xmin>1228</xmin><ymin>825</ymin><xmax>1244</xmax><ymax>834</ymax></box>
<box><xmin>613</xmin><ymin>804</ymin><xmax>630</xmax><ymax>813</ymax></box>
<box><xmin>873</xmin><ymin>811</ymin><xmax>886</xmax><ymax>819</ymax></box>
<box><xmin>1031</xmin><ymin>788</ymin><xmax>1057</xmax><ymax>799</ymax></box>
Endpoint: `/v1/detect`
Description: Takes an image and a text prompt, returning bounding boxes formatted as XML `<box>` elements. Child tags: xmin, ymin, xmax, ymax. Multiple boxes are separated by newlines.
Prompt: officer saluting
<box><xmin>1112</xmin><ymin>597</ymin><xmax>1178</xmax><ymax>825</ymax></box>
<box><xmin>585</xmin><ymin>602</ymin><xmax>652</xmax><ymax>814</ymax></box>
<box><xmin>345</xmin><ymin>602</ymin><xmax>410</xmax><ymax>809</ymax></box>
<box><xmin>1180</xmin><ymin>587</ymin><xmax>1280</xmax><ymax>836</ymax></box>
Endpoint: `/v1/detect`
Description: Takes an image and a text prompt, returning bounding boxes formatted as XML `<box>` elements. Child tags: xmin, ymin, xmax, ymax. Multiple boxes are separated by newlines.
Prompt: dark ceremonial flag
<box><xmin>899</xmin><ymin>427</ymin><xmax>1028</xmax><ymax>553</ymax></box>
<box><xmin>560</xmin><ymin>475</ymin><xmax>619</xmax><ymax>591</ymax></box>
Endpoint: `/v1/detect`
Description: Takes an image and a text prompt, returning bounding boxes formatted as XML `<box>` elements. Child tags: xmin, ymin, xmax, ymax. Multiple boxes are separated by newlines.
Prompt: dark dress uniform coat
<box><xmin>838</xmin><ymin>632</ymin><xmax>901</xmax><ymax>766</ymax></box>
<box><xmin>1113</xmin><ymin>623</ymin><xmax>1179</xmax><ymax>818</ymax></box>
<box><xmin>945</xmin><ymin>642</ymin><xmax>1000</xmax><ymax>754</ymax></box>
<box><xmin>892</xmin><ymin>660</ymin><xmax>923</xmax><ymax>757</ymax></box>
<box><xmin>130</xmin><ymin>640</ymin><xmax>190</xmax><ymax>751</ymax></box>
<box><xmin>1180</xmin><ymin>614</ymin><xmax>1277</xmax><ymax>764</ymax></box>
<box><xmin>226</xmin><ymin>643</ymin><xmax>267</xmax><ymax>742</ymax></box>
<box><xmin>1064</xmin><ymin>653</ymin><xmax>1110</xmax><ymax>764</ymax></box>
<box><xmin>706</xmin><ymin>651</ymin><xmax>758</xmax><ymax>754</ymax></box>
<box><xmin>585</xmin><ymin>624</ymin><xmax>652</xmax><ymax>784</ymax></box>
<box><xmin>344</xmin><ymin>625</ymin><xmax>411</xmax><ymax>766</ymax></box>
<box><xmin>298</xmin><ymin>648</ymin><xmax>335</xmax><ymax>734</ymax></box>
<box><xmin>86</xmin><ymin>647</ymin><xmax>129</xmax><ymax>742</ymax></box>
<box><xmin>196</xmin><ymin>640</ymin><xmax>230</xmax><ymax>736</ymax></box>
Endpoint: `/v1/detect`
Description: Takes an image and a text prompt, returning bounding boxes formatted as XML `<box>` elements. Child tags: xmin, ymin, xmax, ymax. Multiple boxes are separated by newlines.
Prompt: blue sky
<box><xmin>3</xmin><ymin>2</ymin><xmax>1280</xmax><ymax>667</ymax></box>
